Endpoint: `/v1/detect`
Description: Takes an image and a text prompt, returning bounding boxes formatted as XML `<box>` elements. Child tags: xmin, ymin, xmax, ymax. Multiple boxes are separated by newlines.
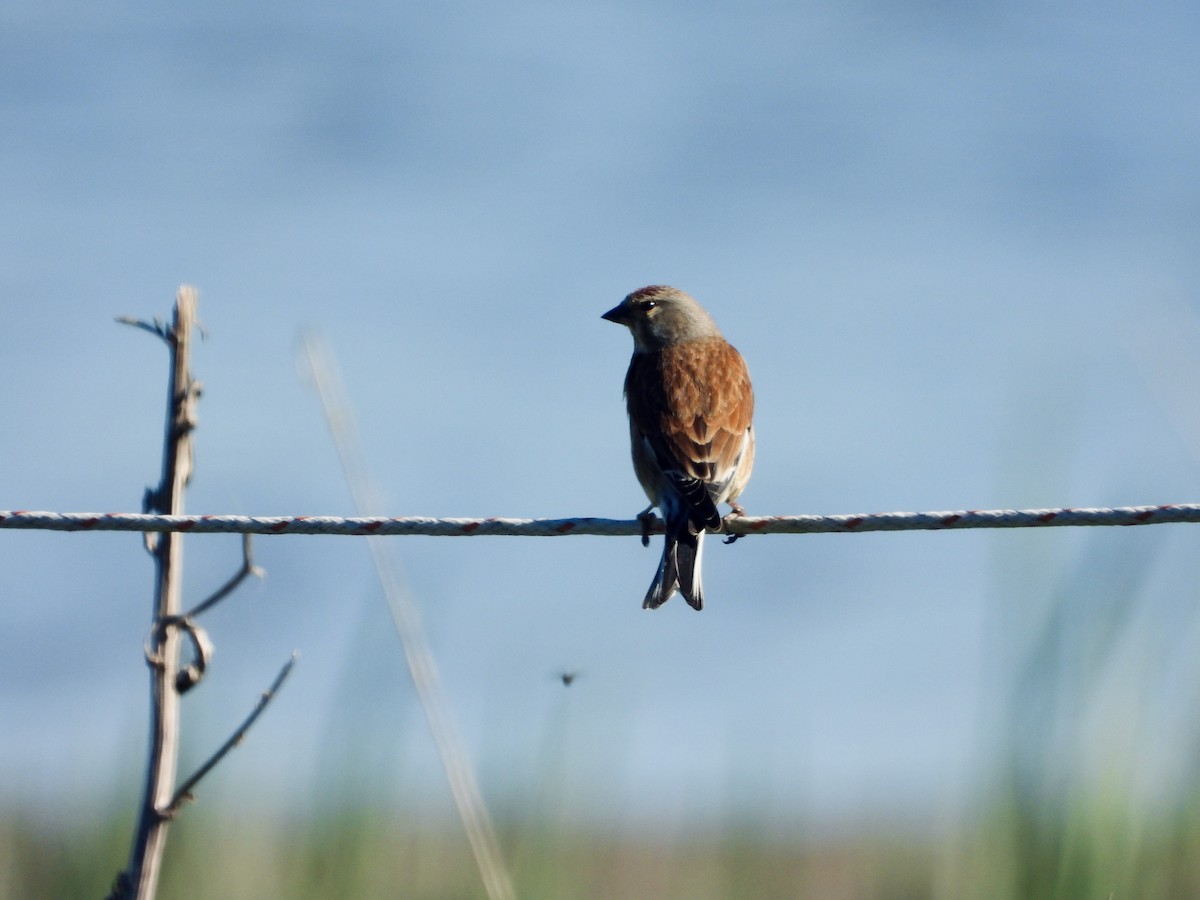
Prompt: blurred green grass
<box><xmin>6</xmin><ymin>798</ymin><xmax>1200</xmax><ymax>899</ymax></box>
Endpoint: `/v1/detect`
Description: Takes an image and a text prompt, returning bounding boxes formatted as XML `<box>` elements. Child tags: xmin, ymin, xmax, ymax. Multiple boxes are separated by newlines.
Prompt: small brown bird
<box><xmin>602</xmin><ymin>286</ymin><xmax>755</xmax><ymax>610</ymax></box>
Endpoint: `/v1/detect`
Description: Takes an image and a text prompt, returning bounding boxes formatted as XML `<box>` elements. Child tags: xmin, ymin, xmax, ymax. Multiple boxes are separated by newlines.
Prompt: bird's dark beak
<box><xmin>601</xmin><ymin>304</ymin><xmax>628</xmax><ymax>325</ymax></box>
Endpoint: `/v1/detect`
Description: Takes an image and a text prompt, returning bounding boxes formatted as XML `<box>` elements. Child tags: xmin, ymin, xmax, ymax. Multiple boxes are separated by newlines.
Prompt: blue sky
<box><xmin>3</xmin><ymin>0</ymin><xmax>1200</xmax><ymax>835</ymax></box>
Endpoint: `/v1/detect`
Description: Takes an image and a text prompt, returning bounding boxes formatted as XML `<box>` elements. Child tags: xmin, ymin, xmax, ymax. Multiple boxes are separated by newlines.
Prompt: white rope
<box><xmin>2</xmin><ymin>505</ymin><xmax>1199</xmax><ymax>536</ymax></box>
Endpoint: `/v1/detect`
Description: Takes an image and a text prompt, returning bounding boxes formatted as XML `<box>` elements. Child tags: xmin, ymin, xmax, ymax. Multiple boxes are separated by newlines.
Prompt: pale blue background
<box><xmin>3</xmin><ymin>0</ymin><xmax>1200</xmax><ymax>836</ymax></box>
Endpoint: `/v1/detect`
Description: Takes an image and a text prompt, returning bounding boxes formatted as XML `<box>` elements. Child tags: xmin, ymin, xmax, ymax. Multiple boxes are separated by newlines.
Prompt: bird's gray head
<box><xmin>601</xmin><ymin>285</ymin><xmax>722</xmax><ymax>351</ymax></box>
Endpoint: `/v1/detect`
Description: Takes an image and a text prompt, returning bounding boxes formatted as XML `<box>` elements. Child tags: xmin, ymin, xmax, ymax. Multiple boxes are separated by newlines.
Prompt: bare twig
<box><xmin>180</xmin><ymin>534</ymin><xmax>263</xmax><ymax>621</ymax></box>
<box><xmin>116</xmin><ymin>315</ymin><xmax>172</xmax><ymax>342</ymax></box>
<box><xmin>116</xmin><ymin>312</ymin><xmax>210</xmax><ymax>342</ymax></box>
<box><xmin>164</xmin><ymin>653</ymin><xmax>298</xmax><ymax>817</ymax></box>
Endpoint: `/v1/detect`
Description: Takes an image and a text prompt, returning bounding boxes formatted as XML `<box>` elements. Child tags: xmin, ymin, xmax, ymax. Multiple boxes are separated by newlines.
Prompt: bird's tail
<box><xmin>643</xmin><ymin>520</ymin><xmax>706</xmax><ymax>611</ymax></box>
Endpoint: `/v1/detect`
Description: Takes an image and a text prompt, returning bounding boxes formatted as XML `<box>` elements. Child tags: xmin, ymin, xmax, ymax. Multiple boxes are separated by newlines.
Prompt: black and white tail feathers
<box><xmin>642</xmin><ymin>474</ymin><xmax>721</xmax><ymax>610</ymax></box>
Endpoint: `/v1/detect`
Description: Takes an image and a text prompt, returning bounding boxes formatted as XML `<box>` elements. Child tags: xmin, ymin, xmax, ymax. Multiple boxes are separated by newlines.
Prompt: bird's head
<box><xmin>601</xmin><ymin>285</ymin><xmax>721</xmax><ymax>351</ymax></box>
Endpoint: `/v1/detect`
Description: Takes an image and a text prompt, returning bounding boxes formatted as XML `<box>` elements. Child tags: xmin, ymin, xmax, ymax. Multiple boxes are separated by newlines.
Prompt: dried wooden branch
<box><xmin>109</xmin><ymin>287</ymin><xmax>291</xmax><ymax>900</ymax></box>
<box><xmin>110</xmin><ymin>287</ymin><xmax>201</xmax><ymax>900</ymax></box>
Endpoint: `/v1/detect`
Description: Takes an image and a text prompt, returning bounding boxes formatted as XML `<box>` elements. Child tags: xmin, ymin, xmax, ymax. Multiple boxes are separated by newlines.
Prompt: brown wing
<box><xmin>624</xmin><ymin>337</ymin><xmax>754</xmax><ymax>490</ymax></box>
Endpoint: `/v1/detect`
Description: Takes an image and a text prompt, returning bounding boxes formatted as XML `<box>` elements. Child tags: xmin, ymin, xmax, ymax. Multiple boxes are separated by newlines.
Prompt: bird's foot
<box><xmin>723</xmin><ymin>503</ymin><xmax>747</xmax><ymax>544</ymax></box>
<box><xmin>636</xmin><ymin>507</ymin><xmax>656</xmax><ymax>548</ymax></box>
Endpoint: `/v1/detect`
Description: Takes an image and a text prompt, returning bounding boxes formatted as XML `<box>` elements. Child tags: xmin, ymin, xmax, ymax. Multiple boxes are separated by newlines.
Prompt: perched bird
<box><xmin>602</xmin><ymin>286</ymin><xmax>755</xmax><ymax>610</ymax></box>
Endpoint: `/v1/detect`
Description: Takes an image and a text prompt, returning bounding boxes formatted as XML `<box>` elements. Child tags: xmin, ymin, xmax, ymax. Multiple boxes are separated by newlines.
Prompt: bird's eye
<box><xmin>642</xmin><ymin>300</ymin><xmax>657</xmax><ymax>311</ymax></box>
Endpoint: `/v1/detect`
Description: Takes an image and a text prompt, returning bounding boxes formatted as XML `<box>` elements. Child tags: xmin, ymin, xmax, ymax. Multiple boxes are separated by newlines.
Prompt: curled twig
<box><xmin>172</xmin><ymin>618</ymin><xmax>213</xmax><ymax>695</ymax></box>
<box><xmin>143</xmin><ymin>615</ymin><xmax>212</xmax><ymax>692</ymax></box>
<box><xmin>142</xmin><ymin>535</ymin><xmax>262</xmax><ymax>691</ymax></box>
